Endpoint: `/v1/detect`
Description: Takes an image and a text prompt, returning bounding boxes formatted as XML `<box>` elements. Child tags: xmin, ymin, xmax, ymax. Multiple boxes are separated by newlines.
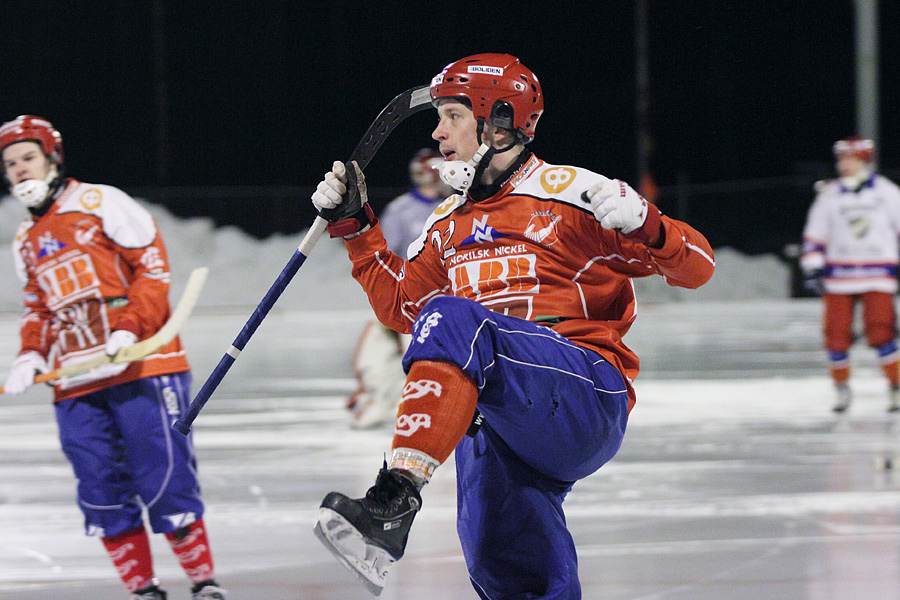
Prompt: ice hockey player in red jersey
<box><xmin>311</xmin><ymin>54</ymin><xmax>715</xmax><ymax>598</ymax></box>
<box><xmin>801</xmin><ymin>136</ymin><xmax>900</xmax><ymax>413</ymax></box>
<box><xmin>1</xmin><ymin>115</ymin><xmax>226</xmax><ymax>600</ymax></box>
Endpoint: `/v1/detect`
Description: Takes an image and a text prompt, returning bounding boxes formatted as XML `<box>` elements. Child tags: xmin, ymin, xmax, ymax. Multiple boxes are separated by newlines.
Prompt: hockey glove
<box><xmin>56</xmin><ymin>330</ymin><xmax>138</xmax><ymax>391</ymax></box>
<box><xmin>582</xmin><ymin>176</ymin><xmax>663</xmax><ymax>247</ymax></box>
<box><xmin>802</xmin><ymin>267</ymin><xmax>825</xmax><ymax>295</ymax></box>
<box><xmin>106</xmin><ymin>330</ymin><xmax>138</xmax><ymax>358</ymax></box>
<box><xmin>311</xmin><ymin>160</ymin><xmax>376</xmax><ymax>238</ymax></box>
<box><xmin>4</xmin><ymin>351</ymin><xmax>49</xmax><ymax>394</ymax></box>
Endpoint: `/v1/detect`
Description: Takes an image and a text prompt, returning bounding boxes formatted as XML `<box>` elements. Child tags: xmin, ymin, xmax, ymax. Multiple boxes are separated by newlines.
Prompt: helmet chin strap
<box><xmin>436</xmin><ymin>118</ymin><xmax>517</xmax><ymax>194</ymax></box>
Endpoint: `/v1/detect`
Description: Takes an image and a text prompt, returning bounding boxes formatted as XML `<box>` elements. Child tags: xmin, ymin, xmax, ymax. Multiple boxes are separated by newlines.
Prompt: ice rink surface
<box><xmin>3</xmin><ymin>289</ymin><xmax>900</xmax><ymax>599</ymax></box>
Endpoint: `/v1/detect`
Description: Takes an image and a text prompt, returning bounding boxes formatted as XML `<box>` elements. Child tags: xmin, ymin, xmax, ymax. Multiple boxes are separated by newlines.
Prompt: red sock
<box><xmin>882</xmin><ymin>359</ymin><xmax>900</xmax><ymax>387</ymax></box>
<box><xmin>165</xmin><ymin>519</ymin><xmax>215</xmax><ymax>583</ymax></box>
<box><xmin>830</xmin><ymin>365</ymin><xmax>850</xmax><ymax>386</ymax></box>
<box><xmin>390</xmin><ymin>360</ymin><xmax>478</xmax><ymax>480</ymax></box>
<box><xmin>101</xmin><ymin>526</ymin><xmax>155</xmax><ymax>592</ymax></box>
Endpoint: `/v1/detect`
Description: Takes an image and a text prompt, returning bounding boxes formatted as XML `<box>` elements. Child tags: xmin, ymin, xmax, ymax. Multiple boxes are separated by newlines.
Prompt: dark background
<box><xmin>2</xmin><ymin>1</ymin><xmax>897</xmax><ymax>255</ymax></box>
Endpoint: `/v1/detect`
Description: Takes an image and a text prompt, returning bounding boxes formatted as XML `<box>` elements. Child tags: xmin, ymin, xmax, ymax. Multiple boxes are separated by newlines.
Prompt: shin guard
<box><xmin>102</xmin><ymin>525</ymin><xmax>155</xmax><ymax>592</ymax></box>
<box><xmin>390</xmin><ymin>360</ymin><xmax>477</xmax><ymax>481</ymax></box>
<box><xmin>165</xmin><ymin>519</ymin><xmax>215</xmax><ymax>584</ymax></box>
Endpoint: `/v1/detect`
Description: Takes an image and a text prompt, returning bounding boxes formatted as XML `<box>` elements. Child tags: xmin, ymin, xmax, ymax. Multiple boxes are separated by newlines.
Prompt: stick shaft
<box><xmin>172</xmin><ymin>218</ymin><xmax>326</xmax><ymax>434</ymax></box>
<box><xmin>173</xmin><ymin>85</ymin><xmax>432</xmax><ymax>435</ymax></box>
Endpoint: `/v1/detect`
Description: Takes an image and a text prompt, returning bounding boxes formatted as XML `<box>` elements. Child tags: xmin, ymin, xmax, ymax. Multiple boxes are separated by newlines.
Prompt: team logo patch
<box><xmin>847</xmin><ymin>216</ymin><xmax>870</xmax><ymax>239</ymax></box>
<box><xmin>75</xmin><ymin>221</ymin><xmax>101</xmax><ymax>245</ymax></box>
<box><xmin>540</xmin><ymin>167</ymin><xmax>577</xmax><ymax>194</ymax></box>
<box><xmin>80</xmin><ymin>188</ymin><xmax>103</xmax><ymax>210</ymax></box>
<box><xmin>401</xmin><ymin>379</ymin><xmax>442</xmax><ymax>403</ymax></box>
<box><xmin>416</xmin><ymin>311</ymin><xmax>442</xmax><ymax>343</ymax></box>
<box><xmin>395</xmin><ymin>413</ymin><xmax>432</xmax><ymax>437</ymax></box>
<box><xmin>461</xmin><ymin>214</ymin><xmax>508</xmax><ymax>246</ymax></box>
<box><xmin>524</xmin><ymin>210</ymin><xmax>562</xmax><ymax>246</ymax></box>
<box><xmin>37</xmin><ymin>232</ymin><xmax>66</xmax><ymax>258</ymax></box>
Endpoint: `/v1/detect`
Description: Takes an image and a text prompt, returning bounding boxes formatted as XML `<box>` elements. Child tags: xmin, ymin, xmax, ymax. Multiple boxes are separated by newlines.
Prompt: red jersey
<box><xmin>344</xmin><ymin>155</ymin><xmax>715</xmax><ymax>407</ymax></box>
<box><xmin>12</xmin><ymin>178</ymin><xmax>190</xmax><ymax>401</ymax></box>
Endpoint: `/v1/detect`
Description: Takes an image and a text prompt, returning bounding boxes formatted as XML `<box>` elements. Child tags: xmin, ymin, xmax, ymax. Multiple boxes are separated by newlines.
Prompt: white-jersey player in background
<box><xmin>347</xmin><ymin>148</ymin><xmax>453</xmax><ymax>428</ymax></box>
<box><xmin>801</xmin><ymin>136</ymin><xmax>900</xmax><ymax>412</ymax></box>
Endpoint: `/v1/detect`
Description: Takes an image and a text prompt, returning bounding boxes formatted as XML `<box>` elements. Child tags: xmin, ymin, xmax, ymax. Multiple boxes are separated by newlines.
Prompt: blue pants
<box><xmin>403</xmin><ymin>296</ymin><xmax>630</xmax><ymax>599</ymax></box>
<box><xmin>54</xmin><ymin>372</ymin><xmax>205</xmax><ymax>537</ymax></box>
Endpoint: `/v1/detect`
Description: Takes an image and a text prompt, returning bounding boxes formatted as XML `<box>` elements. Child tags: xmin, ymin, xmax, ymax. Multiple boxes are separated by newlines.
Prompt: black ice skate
<box><xmin>131</xmin><ymin>581</ymin><xmax>167</xmax><ymax>600</ymax></box>
<box><xmin>190</xmin><ymin>578</ymin><xmax>227</xmax><ymax>599</ymax></box>
<box><xmin>314</xmin><ymin>464</ymin><xmax>422</xmax><ymax>596</ymax></box>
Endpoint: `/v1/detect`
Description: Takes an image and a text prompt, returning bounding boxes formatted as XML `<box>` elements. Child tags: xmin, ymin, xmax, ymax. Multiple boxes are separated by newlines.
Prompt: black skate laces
<box><xmin>367</xmin><ymin>465</ymin><xmax>405</xmax><ymax>504</ymax></box>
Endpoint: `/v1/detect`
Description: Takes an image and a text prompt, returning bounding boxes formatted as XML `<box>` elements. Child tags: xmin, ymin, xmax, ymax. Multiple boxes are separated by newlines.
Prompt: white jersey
<box><xmin>378</xmin><ymin>189</ymin><xmax>445</xmax><ymax>258</ymax></box>
<box><xmin>801</xmin><ymin>174</ymin><xmax>900</xmax><ymax>294</ymax></box>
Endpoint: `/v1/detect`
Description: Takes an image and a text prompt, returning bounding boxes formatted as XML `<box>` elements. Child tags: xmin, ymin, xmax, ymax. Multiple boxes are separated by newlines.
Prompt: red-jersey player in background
<box><xmin>1</xmin><ymin>116</ymin><xmax>226</xmax><ymax>600</ymax></box>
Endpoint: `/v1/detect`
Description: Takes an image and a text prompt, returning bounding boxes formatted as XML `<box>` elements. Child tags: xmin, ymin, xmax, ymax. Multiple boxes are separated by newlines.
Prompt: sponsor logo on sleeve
<box><xmin>540</xmin><ymin>167</ymin><xmax>577</xmax><ymax>194</ymax></box>
<box><xmin>140</xmin><ymin>247</ymin><xmax>165</xmax><ymax>270</ymax></box>
<box><xmin>79</xmin><ymin>188</ymin><xmax>103</xmax><ymax>210</ymax></box>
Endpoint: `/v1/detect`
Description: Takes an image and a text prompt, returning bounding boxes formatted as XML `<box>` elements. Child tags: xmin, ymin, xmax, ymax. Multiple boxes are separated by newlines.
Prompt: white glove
<box><xmin>57</xmin><ymin>331</ymin><xmax>137</xmax><ymax>390</ymax></box>
<box><xmin>583</xmin><ymin>177</ymin><xmax>649</xmax><ymax>234</ymax></box>
<box><xmin>106</xmin><ymin>330</ymin><xmax>138</xmax><ymax>358</ymax></box>
<box><xmin>4</xmin><ymin>351</ymin><xmax>49</xmax><ymax>394</ymax></box>
<box><xmin>311</xmin><ymin>161</ymin><xmax>348</xmax><ymax>212</ymax></box>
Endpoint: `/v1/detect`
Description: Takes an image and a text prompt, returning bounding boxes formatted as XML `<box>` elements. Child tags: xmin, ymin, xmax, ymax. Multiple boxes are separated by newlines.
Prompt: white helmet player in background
<box><xmin>802</xmin><ymin>135</ymin><xmax>900</xmax><ymax>413</ymax></box>
<box><xmin>833</xmin><ymin>136</ymin><xmax>876</xmax><ymax>191</ymax></box>
<box><xmin>0</xmin><ymin>115</ymin><xmax>65</xmax><ymax>210</ymax></box>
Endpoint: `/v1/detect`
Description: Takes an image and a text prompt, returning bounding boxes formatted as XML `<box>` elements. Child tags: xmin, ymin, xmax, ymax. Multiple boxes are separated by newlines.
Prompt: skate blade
<box><xmin>314</xmin><ymin>507</ymin><xmax>395</xmax><ymax>597</ymax></box>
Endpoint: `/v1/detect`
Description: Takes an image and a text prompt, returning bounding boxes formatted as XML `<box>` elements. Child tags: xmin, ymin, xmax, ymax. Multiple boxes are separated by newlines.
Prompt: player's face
<box><xmin>2</xmin><ymin>141</ymin><xmax>50</xmax><ymax>185</ymax></box>
<box><xmin>432</xmin><ymin>101</ymin><xmax>479</xmax><ymax>163</ymax></box>
<box><xmin>836</xmin><ymin>154</ymin><xmax>866</xmax><ymax>178</ymax></box>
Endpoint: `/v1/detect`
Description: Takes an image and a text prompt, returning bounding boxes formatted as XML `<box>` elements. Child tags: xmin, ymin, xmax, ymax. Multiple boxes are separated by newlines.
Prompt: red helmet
<box><xmin>430</xmin><ymin>53</ymin><xmax>543</xmax><ymax>143</ymax></box>
<box><xmin>0</xmin><ymin>115</ymin><xmax>64</xmax><ymax>165</ymax></box>
<box><xmin>409</xmin><ymin>148</ymin><xmax>443</xmax><ymax>187</ymax></box>
<box><xmin>833</xmin><ymin>136</ymin><xmax>875</xmax><ymax>163</ymax></box>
